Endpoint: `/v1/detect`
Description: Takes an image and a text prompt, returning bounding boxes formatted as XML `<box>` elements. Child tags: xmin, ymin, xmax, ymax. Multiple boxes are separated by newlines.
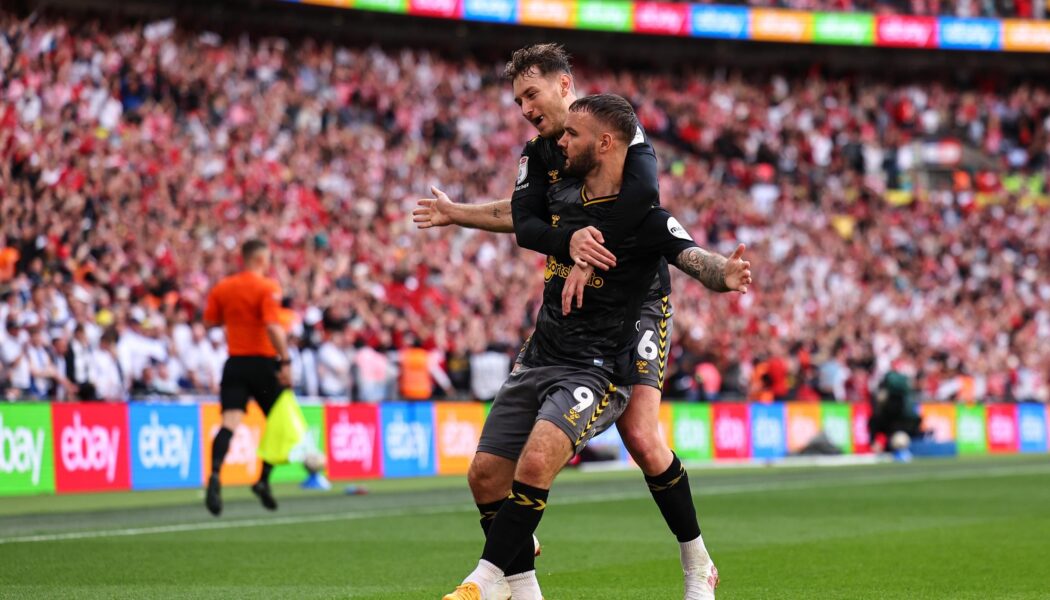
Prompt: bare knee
<box><xmin>515</xmin><ymin>421</ymin><xmax>572</xmax><ymax>488</ymax></box>
<box><xmin>468</xmin><ymin>452</ymin><xmax>515</xmax><ymax>503</ymax></box>
<box><xmin>620</xmin><ymin>423</ymin><xmax>671</xmax><ymax>476</ymax></box>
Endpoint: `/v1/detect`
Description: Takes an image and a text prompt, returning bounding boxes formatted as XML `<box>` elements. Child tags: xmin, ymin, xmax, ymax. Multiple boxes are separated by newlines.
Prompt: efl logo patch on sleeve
<box><xmin>667</xmin><ymin>217</ymin><xmax>692</xmax><ymax>240</ymax></box>
<box><xmin>517</xmin><ymin>156</ymin><xmax>529</xmax><ymax>184</ymax></box>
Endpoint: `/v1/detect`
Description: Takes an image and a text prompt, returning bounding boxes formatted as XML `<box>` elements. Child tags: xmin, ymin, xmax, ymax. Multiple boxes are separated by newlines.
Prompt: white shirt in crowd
<box><xmin>1</xmin><ymin>330</ymin><xmax>30</xmax><ymax>390</ymax></box>
<box><xmin>90</xmin><ymin>349</ymin><xmax>125</xmax><ymax>400</ymax></box>
<box><xmin>299</xmin><ymin>348</ymin><xmax>320</xmax><ymax>398</ymax></box>
<box><xmin>470</xmin><ymin>350</ymin><xmax>511</xmax><ymax>401</ymax></box>
<box><xmin>181</xmin><ymin>339</ymin><xmax>222</xmax><ymax>392</ymax></box>
<box><xmin>117</xmin><ymin>329</ymin><xmax>167</xmax><ymax>383</ymax></box>
<box><xmin>317</xmin><ymin>341</ymin><xmax>351</xmax><ymax>398</ymax></box>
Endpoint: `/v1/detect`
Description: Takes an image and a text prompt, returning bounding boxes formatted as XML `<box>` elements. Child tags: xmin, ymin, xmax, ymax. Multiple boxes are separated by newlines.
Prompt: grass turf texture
<box><xmin>0</xmin><ymin>455</ymin><xmax>1047</xmax><ymax>599</ymax></box>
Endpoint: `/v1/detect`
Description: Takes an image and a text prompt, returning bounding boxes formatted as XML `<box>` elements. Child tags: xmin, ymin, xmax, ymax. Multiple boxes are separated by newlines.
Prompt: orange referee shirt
<box><xmin>203</xmin><ymin>271</ymin><xmax>282</xmax><ymax>357</ymax></box>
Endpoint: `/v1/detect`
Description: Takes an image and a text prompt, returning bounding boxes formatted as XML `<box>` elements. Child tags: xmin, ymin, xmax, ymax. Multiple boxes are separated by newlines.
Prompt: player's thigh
<box><xmin>477</xmin><ymin>370</ymin><xmax>541</xmax><ymax>462</ymax></box>
<box><xmin>535</xmin><ymin>368</ymin><xmax>629</xmax><ymax>456</ymax></box>
<box><xmin>632</xmin><ymin>296</ymin><xmax>674</xmax><ymax>390</ymax></box>
<box><xmin>617</xmin><ymin>383</ymin><xmax>663</xmax><ymax>442</ymax></box>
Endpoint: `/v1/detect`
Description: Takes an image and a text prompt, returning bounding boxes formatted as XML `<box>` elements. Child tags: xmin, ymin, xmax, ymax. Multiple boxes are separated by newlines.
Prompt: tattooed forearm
<box><xmin>457</xmin><ymin>199</ymin><xmax>514</xmax><ymax>233</ymax></box>
<box><xmin>675</xmin><ymin>247</ymin><xmax>730</xmax><ymax>292</ymax></box>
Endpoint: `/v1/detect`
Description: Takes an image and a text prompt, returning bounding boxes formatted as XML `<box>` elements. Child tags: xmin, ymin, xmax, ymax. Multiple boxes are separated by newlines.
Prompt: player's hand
<box><xmin>724</xmin><ymin>243</ymin><xmax>752</xmax><ymax>294</ymax></box>
<box><xmin>562</xmin><ymin>264</ymin><xmax>594</xmax><ymax>316</ymax></box>
<box><xmin>412</xmin><ymin>186</ymin><xmax>455</xmax><ymax>229</ymax></box>
<box><xmin>570</xmin><ymin>226</ymin><xmax>617</xmax><ymax>271</ymax></box>
<box><xmin>277</xmin><ymin>362</ymin><xmax>293</xmax><ymax>388</ymax></box>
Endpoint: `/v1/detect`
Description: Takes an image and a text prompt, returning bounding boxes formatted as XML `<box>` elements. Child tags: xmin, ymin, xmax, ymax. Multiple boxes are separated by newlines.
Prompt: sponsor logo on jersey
<box><xmin>544</xmin><ymin>257</ymin><xmax>604</xmax><ymax>288</ymax></box>
<box><xmin>548</xmin><ymin>169</ymin><xmax>561</xmax><ymax>183</ymax></box>
<box><xmin>517</xmin><ymin>156</ymin><xmax>529</xmax><ymax>184</ymax></box>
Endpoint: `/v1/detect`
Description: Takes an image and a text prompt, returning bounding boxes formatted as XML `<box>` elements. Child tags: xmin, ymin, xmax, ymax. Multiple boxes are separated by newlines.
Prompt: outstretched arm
<box><xmin>413</xmin><ymin>186</ymin><xmax>514</xmax><ymax>233</ymax></box>
<box><xmin>674</xmin><ymin>244</ymin><xmax>751</xmax><ymax>294</ymax></box>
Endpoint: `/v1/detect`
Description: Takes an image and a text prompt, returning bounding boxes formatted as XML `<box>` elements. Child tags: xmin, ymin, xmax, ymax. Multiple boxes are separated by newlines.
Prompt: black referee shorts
<box><xmin>220</xmin><ymin>356</ymin><xmax>283</xmax><ymax>415</ymax></box>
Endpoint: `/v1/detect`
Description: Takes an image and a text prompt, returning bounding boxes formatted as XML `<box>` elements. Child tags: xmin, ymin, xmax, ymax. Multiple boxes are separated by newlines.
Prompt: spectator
<box><xmin>65</xmin><ymin>325</ymin><xmax>97</xmax><ymax>400</ymax></box>
<box><xmin>352</xmin><ymin>339</ymin><xmax>395</xmax><ymax>403</ymax></box>
<box><xmin>317</xmin><ymin>328</ymin><xmax>351</xmax><ymax>399</ymax></box>
<box><xmin>469</xmin><ymin>344</ymin><xmax>511</xmax><ymax>403</ymax></box>
<box><xmin>90</xmin><ymin>329</ymin><xmax>126</xmax><ymax>401</ymax></box>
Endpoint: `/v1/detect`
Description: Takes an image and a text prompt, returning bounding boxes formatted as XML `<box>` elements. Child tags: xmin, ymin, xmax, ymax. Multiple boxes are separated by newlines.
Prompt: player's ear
<box><xmin>599</xmin><ymin>132</ymin><xmax>612</xmax><ymax>153</ymax></box>
<box><xmin>559</xmin><ymin>73</ymin><xmax>572</xmax><ymax>97</ymax></box>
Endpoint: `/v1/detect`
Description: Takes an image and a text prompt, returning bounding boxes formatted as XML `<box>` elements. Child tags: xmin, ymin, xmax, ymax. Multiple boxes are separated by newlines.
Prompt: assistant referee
<box><xmin>202</xmin><ymin>239</ymin><xmax>291</xmax><ymax>516</ymax></box>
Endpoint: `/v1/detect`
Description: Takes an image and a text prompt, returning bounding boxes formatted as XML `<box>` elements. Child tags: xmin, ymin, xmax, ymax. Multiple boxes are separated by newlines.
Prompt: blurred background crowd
<box><xmin>1</xmin><ymin>12</ymin><xmax>1048</xmax><ymax>405</ymax></box>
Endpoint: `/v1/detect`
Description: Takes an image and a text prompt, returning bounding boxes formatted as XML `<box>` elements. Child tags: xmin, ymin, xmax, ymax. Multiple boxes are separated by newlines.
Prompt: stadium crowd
<box><xmin>1</xmin><ymin>13</ymin><xmax>1048</xmax><ymax>405</ymax></box>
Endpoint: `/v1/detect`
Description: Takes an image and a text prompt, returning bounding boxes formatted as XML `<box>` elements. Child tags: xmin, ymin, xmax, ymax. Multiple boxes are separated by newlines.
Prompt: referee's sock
<box><xmin>258</xmin><ymin>461</ymin><xmax>274</xmax><ymax>484</ymax></box>
<box><xmin>210</xmin><ymin>427</ymin><xmax>233</xmax><ymax>476</ymax></box>
<box><xmin>481</xmin><ymin>480</ymin><xmax>548</xmax><ymax>572</ymax></box>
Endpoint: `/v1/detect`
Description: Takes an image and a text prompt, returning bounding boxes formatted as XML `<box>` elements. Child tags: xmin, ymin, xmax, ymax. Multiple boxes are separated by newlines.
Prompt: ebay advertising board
<box><xmin>2</xmin><ymin>400</ymin><xmax>1047</xmax><ymax>497</ymax></box>
<box><xmin>129</xmin><ymin>403</ymin><xmax>201</xmax><ymax>490</ymax></box>
<box><xmin>201</xmin><ymin>403</ymin><xmax>266</xmax><ymax>486</ymax></box>
<box><xmin>672</xmin><ymin>403</ymin><xmax>712</xmax><ymax>461</ymax></box>
<box><xmin>851</xmin><ymin>402</ymin><xmax>872</xmax><ymax>454</ymax></box>
<box><xmin>52</xmin><ymin>403</ymin><xmax>130</xmax><ymax>494</ymax></box>
<box><xmin>380</xmin><ymin>402</ymin><xmax>436</xmax><ymax>478</ymax></box>
<box><xmin>0</xmin><ymin>403</ymin><xmax>55</xmax><ymax>496</ymax></box>
<box><xmin>326</xmin><ymin>404</ymin><xmax>383</xmax><ymax>479</ymax></box>
<box><xmin>271</xmin><ymin>405</ymin><xmax>326</xmax><ymax>484</ymax></box>
<box><xmin>821</xmin><ymin>403</ymin><xmax>852</xmax><ymax>454</ymax></box>
<box><xmin>435</xmin><ymin>402</ymin><xmax>484</xmax><ymax>475</ymax></box>
<box><xmin>712</xmin><ymin>403</ymin><xmax>749</xmax><ymax>460</ymax></box>
<box><xmin>749</xmin><ymin>402</ymin><xmax>786</xmax><ymax>460</ymax></box>
<box><xmin>1018</xmin><ymin>403</ymin><xmax>1047</xmax><ymax>454</ymax></box>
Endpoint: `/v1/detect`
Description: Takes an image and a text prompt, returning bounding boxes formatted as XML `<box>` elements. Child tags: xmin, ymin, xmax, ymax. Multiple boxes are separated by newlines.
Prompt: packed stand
<box><xmin>1</xmin><ymin>14</ymin><xmax>1048</xmax><ymax>405</ymax></box>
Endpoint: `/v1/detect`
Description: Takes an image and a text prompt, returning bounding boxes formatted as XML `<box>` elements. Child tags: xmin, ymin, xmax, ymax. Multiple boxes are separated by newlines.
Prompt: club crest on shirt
<box><xmin>517</xmin><ymin>156</ymin><xmax>529</xmax><ymax>185</ymax></box>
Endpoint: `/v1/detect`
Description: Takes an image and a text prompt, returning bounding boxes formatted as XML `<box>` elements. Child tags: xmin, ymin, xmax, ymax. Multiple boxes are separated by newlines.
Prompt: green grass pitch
<box><xmin>1</xmin><ymin>455</ymin><xmax>1047</xmax><ymax>599</ymax></box>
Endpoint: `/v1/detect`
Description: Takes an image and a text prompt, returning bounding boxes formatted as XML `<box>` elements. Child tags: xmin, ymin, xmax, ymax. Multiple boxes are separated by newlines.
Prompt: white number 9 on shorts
<box><xmin>571</xmin><ymin>387</ymin><xmax>595</xmax><ymax>412</ymax></box>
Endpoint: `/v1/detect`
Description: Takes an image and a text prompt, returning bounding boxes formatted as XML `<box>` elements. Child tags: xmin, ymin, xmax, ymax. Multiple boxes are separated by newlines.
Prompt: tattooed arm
<box><xmin>413</xmin><ymin>188</ymin><xmax>514</xmax><ymax>233</ymax></box>
<box><xmin>674</xmin><ymin>243</ymin><xmax>751</xmax><ymax>294</ymax></box>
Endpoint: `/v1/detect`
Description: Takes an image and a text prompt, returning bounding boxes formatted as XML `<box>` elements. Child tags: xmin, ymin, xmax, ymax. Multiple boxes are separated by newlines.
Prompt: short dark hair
<box><xmin>241</xmin><ymin>239</ymin><xmax>268</xmax><ymax>261</ymax></box>
<box><xmin>503</xmin><ymin>43</ymin><xmax>573</xmax><ymax>81</ymax></box>
<box><xmin>569</xmin><ymin>94</ymin><xmax>638</xmax><ymax>144</ymax></box>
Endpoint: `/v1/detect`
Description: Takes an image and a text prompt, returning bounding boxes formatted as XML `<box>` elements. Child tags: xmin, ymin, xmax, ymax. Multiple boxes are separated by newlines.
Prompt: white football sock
<box><xmin>680</xmin><ymin>535</ymin><xmax>712</xmax><ymax>573</ymax></box>
<box><xmin>464</xmin><ymin>559</ymin><xmax>505</xmax><ymax>592</ymax></box>
<box><xmin>506</xmin><ymin>570</ymin><xmax>543</xmax><ymax>600</ymax></box>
